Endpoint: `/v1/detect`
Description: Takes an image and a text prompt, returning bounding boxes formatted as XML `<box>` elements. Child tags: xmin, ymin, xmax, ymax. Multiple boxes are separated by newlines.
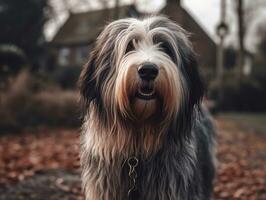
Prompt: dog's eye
<box><xmin>153</xmin><ymin>36</ymin><xmax>174</xmax><ymax>57</ymax></box>
<box><xmin>125</xmin><ymin>40</ymin><xmax>135</xmax><ymax>53</ymax></box>
<box><xmin>159</xmin><ymin>42</ymin><xmax>173</xmax><ymax>57</ymax></box>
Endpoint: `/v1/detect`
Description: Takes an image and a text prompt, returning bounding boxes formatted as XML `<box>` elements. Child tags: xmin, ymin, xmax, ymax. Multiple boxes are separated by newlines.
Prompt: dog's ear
<box><xmin>184</xmin><ymin>50</ymin><xmax>204</xmax><ymax>107</ymax></box>
<box><xmin>79</xmin><ymin>23</ymin><xmax>119</xmax><ymax>104</ymax></box>
<box><xmin>178</xmin><ymin>41</ymin><xmax>205</xmax><ymax>109</ymax></box>
<box><xmin>79</xmin><ymin>50</ymin><xmax>97</xmax><ymax>103</ymax></box>
<box><xmin>162</xmin><ymin>19</ymin><xmax>205</xmax><ymax>108</ymax></box>
<box><xmin>171</xmin><ymin>42</ymin><xmax>205</xmax><ymax>142</ymax></box>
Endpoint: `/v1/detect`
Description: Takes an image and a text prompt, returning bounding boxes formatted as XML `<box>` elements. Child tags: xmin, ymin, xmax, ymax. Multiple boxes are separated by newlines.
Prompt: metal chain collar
<box><xmin>127</xmin><ymin>156</ymin><xmax>139</xmax><ymax>197</ymax></box>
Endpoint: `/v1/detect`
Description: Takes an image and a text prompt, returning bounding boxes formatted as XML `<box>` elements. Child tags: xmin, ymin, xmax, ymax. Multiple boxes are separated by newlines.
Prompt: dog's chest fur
<box><xmin>82</xmin><ymin>137</ymin><xmax>202</xmax><ymax>200</ymax></box>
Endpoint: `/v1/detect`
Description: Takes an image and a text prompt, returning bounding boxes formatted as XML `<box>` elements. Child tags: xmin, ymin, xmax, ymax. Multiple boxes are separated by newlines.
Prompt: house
<box><xmin>50</xmin><ymin>5</ymin><xmax>140</xmax><ymax>68</ymax></box>
<box><xmin>50</xmin><ymin>0</ymin><xmax>216</xmax><ymax>75</ymax></box>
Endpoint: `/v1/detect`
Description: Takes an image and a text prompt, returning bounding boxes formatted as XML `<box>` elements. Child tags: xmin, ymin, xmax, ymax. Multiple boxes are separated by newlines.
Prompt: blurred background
<box><xmin>0</xmin><ymin>0</ymin><xmax>265</xmax><ymax>199</ymax></box>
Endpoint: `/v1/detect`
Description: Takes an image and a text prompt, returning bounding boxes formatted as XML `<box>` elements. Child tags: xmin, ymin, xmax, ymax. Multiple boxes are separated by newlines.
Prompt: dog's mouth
<box><xmin>136</xmin><ymin>81</ymin><xmax>156</xmax><ymax>100</ymax></box>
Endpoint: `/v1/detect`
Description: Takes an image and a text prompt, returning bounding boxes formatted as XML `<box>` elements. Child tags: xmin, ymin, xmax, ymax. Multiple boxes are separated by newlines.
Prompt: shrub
<box><xmin>0</xmin><ymin>71</ymin><xmax>81</xmax><ymax>133</ymax></box>
<box><xmin>0</xmin><ymin>44</ymin><xmax>27</xmax><ymax>89</ymax></box>
<box><xmin>209</xmin><ymin>71</ymin><xmax>266</xmax><ymax>112</ymax></box>
<box><xmin>51</xmin><ymin>65</ymin><xmax>82</xmax><ymax>89</ymax></box>
<box><xmin>30</xmin><ymin>90</ymin><xmax>80</xmax><ymax>127</ymax></box>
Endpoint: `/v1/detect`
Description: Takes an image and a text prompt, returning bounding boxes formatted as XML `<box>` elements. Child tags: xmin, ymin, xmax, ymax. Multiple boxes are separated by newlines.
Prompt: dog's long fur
<box><xmin>79</xmin><ymin>16</ymin><xmax>215</xmax><ymax>200</ymax></box>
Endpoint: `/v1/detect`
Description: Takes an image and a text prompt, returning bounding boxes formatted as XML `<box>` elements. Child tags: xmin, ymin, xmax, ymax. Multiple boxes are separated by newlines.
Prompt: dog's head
<box><xmin>79</xmin><ymin>16</ymin><xmax>204</xmax><ymax>132</ymax></box>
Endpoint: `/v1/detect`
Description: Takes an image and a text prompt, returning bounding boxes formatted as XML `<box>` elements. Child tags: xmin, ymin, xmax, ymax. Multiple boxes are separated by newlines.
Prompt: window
<box><xmin>58</xmin><ymin>48</ymin><xmax>70</xmax><ymax>66</ymax></box>
<box><xmin>76</xmin><ymin>46</ymin><xmax>89</xmax><ymax>64</ymax></box>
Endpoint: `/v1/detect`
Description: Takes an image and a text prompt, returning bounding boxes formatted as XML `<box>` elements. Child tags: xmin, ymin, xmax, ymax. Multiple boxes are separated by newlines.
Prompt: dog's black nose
<box><xmin>138</xmin><ymin>63</ymin><xmax>159</xmax><ymax>81</ymax></box>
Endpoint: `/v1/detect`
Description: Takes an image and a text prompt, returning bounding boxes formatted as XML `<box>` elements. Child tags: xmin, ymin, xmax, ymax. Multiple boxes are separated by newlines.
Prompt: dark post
<box><xmin>114</xmin><ymin>0</ymin><xmax>120</xmax><ymax>19</ymax></box>
<box><xmin>216</xmin><ymin>0</ymin><xmax>228</xmax><ymax>107</ymax></box>
<box><xmin>236</xmin><ymin>0</ymin><xmax>245</xmax><ymax>82</ymax></box>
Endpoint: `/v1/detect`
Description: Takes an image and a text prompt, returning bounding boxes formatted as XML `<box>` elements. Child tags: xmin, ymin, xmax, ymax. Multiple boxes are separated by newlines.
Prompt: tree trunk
<box><xmin>114</xmin><ymin>0</ymin><xmax>120</xmax><ymax>19</ymax></box>
<box><xmin>236</xmin><ymin>0</ymin><xmax>245</xmax><ymax>82</ymax></box>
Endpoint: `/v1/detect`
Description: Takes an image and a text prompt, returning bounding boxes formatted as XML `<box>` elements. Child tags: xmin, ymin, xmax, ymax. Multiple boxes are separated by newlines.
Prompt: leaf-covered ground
<box><xmin>0</xmin><ymin>115</ymin><xmax>265</xmax><ymax>200</ymax></box>
<box><xmin>214</xmin><ymin>114</ymin><xmax>266</xmax><ymax>200</ymax></box>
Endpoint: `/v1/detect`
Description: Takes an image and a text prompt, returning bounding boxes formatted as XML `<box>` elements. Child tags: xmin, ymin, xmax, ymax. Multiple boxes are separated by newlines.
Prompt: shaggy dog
<box><xmin>79</xmin><ymin>16</ymin><xmax>215</xmax><ymax>200</ymax></box>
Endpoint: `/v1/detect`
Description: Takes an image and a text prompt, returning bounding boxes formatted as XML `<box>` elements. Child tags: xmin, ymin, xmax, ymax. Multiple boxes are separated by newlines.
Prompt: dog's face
<box><xmin>80</xmin><ymin>16</ymin><xmax>204</xmax><ymax>127</ymax></box>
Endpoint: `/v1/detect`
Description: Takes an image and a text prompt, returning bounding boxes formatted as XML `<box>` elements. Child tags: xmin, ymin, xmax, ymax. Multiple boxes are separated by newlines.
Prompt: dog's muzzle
<box><xmin>136</xmin><ymin>63</ymin><xmax>158</xmax><ymax>100</ymax></box>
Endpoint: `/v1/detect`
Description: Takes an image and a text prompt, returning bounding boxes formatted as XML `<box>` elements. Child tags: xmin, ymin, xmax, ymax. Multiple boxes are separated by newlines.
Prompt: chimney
<box><xmin>167</xmin><ymin>0</ymin><xmax>181</xmax><ymax>6</ymax></box>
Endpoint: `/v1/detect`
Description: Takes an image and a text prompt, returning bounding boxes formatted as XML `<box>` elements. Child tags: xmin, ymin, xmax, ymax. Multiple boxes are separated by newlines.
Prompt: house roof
<box><xmin>51</xmin><ymin>1</ymin><xmax>216</xmax><ymax>67</ymax></box>
<box><xmin>52</xmin><ymin>2</ymin><xmax>216</xmax><ymax>46</ymax></box>
<box><xmin>161</xmin><ymin>2</ymin><xmax>217</xmax><ymax>67</ymax></box>
<box><xmin>161</xmin><ymin>3</ymin><xmax>216</xmax><ymax>46</ymax></box>
<box><xmin>51</xmin><ymin>5</ymin><xmax>139</xmax><ymax>46</ymax></box>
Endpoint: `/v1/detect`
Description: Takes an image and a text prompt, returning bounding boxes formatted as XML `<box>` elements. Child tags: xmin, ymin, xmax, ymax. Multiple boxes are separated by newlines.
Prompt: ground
<box><xmin>0</xmin><ymin>114</ymin><xmax>265</xmax><ymax>200</ymax></box>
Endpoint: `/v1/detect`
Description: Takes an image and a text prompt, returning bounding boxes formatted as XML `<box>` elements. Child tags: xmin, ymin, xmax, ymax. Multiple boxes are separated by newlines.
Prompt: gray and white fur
<box><xmin>79</xmin><ymin>16</ymin><xmax>216</xmax><ymax>200</ymax></box>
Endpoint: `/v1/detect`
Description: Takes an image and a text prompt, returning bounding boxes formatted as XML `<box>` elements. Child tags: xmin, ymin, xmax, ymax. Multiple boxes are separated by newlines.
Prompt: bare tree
<box><xmin>114</xmin><ymin>0</ymin><xmax>120</xmax><ymax>19</ymax></box>
<box><xmin>234</xmin><ymin>0</ymin><xmax>266</xmax><ymax>81</ymax></box>
<box><xmin>244</xmin><ymin>0</ymin><xmax>266</xmax><ymax>25</ymax></box>
<box><xmin>254</xmin><ymin>22</ymin><xmax>266</xmax><ymax>67</ymax></box>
